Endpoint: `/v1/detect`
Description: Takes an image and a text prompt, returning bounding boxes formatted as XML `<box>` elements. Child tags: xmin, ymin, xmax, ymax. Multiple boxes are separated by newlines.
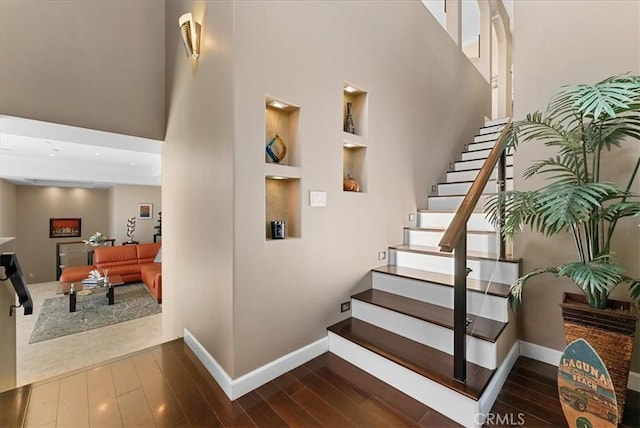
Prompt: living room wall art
<box><xmin>49</xmin><ymin>218</ymin><xmax>81</xmax><ymax>238</ymax></box>
<box><xmin>137</xmin><ymin>203</ymin><xmax>153</xmax><ymax>219</ymax></box>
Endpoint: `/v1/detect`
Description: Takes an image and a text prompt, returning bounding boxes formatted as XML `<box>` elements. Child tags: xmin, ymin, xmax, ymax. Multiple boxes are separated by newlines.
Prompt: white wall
<box><xmin>513</xmin><ymin>0</ymin><xmax>640</xmax><ymax>371</ymax></box>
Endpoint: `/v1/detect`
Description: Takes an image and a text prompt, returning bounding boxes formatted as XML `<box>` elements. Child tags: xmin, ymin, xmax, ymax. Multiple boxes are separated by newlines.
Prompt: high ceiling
<box><xmin>0</xmin><ymin>115</ymin><xmax>162</xmax><ymax>189</ymax></box>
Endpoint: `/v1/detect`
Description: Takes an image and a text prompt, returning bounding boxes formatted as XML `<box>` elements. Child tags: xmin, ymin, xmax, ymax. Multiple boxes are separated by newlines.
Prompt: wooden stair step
<box><xmin>372</xmin><ymin>265</ymin><xmax>510</xmax><ymax>297</ymax></box>
<box><xmin>390</xmin><ymin>244</ymin><xmax>520</xmax><ymax>265</ymax></box>
<box><xmin>327</xmin><ymin>318</ymin><xmax>495</xmax><ymax>400</ymax></box>
<box><xmin>404</xmin><ymin>226</ymin><xmax>496</xmax><ymax>235</ymax></box>
<box><xmin>352</xmin><ymin>289</ymin><xmax>507</xmax><ymax>342</ymax></box>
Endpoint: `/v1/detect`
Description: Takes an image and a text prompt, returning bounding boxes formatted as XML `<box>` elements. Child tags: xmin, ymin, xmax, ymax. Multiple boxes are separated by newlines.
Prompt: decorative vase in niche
<box><xmin>265</xmin><ymin>134</ymin><xmax>287</xmax><ymax>163</ymax></box>
<box><xmin>270</xmin><ymin>221</ymin><xmax>286</xmax><ymax>239</ymax></box>
<box><xmin>343</xmin><ymin>174</ymin><xmax>360</xmax><ymax>192</ymax></box>
<box><xmin>344</xmin><ymin>102</ymin><xmax>355</xmax><ymax>134</ymax></box>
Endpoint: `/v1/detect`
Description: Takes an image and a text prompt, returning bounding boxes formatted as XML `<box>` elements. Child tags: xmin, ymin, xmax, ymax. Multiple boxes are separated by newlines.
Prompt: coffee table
<box><xmin>58</xmin><ymin>274</ymin><xmax>124</xmax><ymax>312</ymax></box>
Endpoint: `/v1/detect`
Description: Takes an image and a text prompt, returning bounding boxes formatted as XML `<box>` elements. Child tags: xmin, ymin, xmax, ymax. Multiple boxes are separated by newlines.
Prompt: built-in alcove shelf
<box><xmin>265</xmin><ymin>176</ymin><xmax>301</xmax><ymax>240</ymax></box>
<box><xmin>343</xmin><ymin>141</ymin><xmax>367</xmax><ymax>193</ymax></box>
<box><xmin>343</xmin><ymin>82</ymin><xmax>368</xmax><ymax>138</ymax></box>
<box><xmin>265</xmin><ymin>95</ymin><xmax>300</xmax><ymax>167</ymax></box>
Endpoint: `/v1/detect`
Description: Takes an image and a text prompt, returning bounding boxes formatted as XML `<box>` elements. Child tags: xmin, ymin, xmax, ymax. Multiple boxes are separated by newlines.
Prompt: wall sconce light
<box><xmin>178</xmin><ymin>12</ymin><xmax>201</xmax><ymax>59</ymax></box>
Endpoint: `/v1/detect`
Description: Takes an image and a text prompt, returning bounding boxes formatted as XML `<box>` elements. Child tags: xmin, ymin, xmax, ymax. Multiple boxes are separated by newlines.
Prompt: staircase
<box><xmin>327</xmin><ymin>117</ymin><xmax>520</xmax><ymax>428</ymax></box>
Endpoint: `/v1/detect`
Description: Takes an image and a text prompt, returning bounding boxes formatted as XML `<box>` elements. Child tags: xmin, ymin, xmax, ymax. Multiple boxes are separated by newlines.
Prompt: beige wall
<box><xmin>0</xmin><ymin>180</ymin><xmax>18</xmax><ymax>392</ymax></box>
<box><xmin>0</xmin><ymin>180</ymin><xmax>17</xmax><ymax>241</ymax></box>
<box><xmin>108</xmin><ymin>185</ymin><xmax>161</xmax><ymax>244</ymax></box>
<box><xmin>15</xmin><ymin>186</ymin><xmax>109</xmax><ymax>283</ymax></box>
<box><xmin>513</xmin><ymin>0</ymin><xmax>640</xmax><ymax>371</ymax></box>
<box><xmin>0</xmin><ymin>0</ymin><xmax>165</xmax><ymax>140</ymax></box>
<box><xmin>231</xmin><ymin>0</ymin><xmax>489</xmax><ymax>377</ymax></box>
<box><xmin>159</xmin><ymin>0</ymin><xmax>489</xmax><ymax>378</ymax></box>
<box><xmin>162</xmin><ymin>1</ymin><xmax>236</xmax><ymax>372</ymax></box>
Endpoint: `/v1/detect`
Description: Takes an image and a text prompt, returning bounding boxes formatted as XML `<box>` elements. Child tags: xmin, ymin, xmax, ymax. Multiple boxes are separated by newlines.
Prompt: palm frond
<box><xmin>556</xmin><ymin>256</ymin><xmax>625</xmax><ymax>306</ymax></box>
<box><xmin>549</xmin><ymin>75</ymin><xmax>640</xmax><ymax>121</ymax></box>
<box><xmin>485</xmin><ymin>190</ymin><xmax>539</xmax><ymax>239</ymax></box>
<box><xmin>508</xmin><ymin>266</ymin><xmax>560</xmax><ymax>311</ymax></box>
<box><xmin>528</xmin><ymin>182</ymin><xmax>618</xmax><ymax>236</ymax></box>
<box><xmin>596</xmin><ymin>201</ymin><xmax>640</xmax><ymax>223</ymax></box>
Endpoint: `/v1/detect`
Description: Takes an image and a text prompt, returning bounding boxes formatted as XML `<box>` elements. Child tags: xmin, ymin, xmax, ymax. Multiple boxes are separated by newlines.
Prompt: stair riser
<box><xmin>393</xmin><ymin>250</ymin><xmax>519</xmax><ymax>284</ymax></box>
<box><xmin>427</xmin><ymin>194</ymin><xmax>492</xmax><ymax>211</ymax></box>
<box><xmin>473</xmin><ymin>132</ymin><xmax>501</xmax><ymax>143</ymax></box>
<box><xmin>372</xmin><ymin>272</ymin><xmax>509</xmax><ymax>322</ymax></box>
<box><xmin>485</xmin><ymin>117</ymin><xmax>510</xmax><ymax>127</ymax></box>
<box><xmin>437</xmin><ymin>179</ymin><xmax>513</xmax><ymax>196</ymax></box>
<box><xmin>461</xmin><ymin>149</ymin><xmax>491</xmax><ymax>161</ymax></box>
<box><xmin>352</xmin><ymin>300</ymin><xmax>498</xmax><ymax>369</ymax></box>
<box><xmin>478</xmin><ymin>124</ymin><xmax>505</xmax><ymax>135</ymax></box>
<box><xmin>446</xmin><ymin>166</ymin><xmax>513</xmax><ymax>183</ymax></box>
<box><xmin>406</xmin><ymin>229</ymin><xmax>498</xmax><ymax>254</ymax></box>
<box><xmin>417</xmin><ymin>212</ymin><xmax>494</xmax><ymax>231</ymax></box>
<box><xmin>328</xmin><ymin>333</ymin><xmax>481</xmax><ymax>428</ymax></box>
<box><xmin>466</xmin><ymin>140</ymin><xmax>496</xmax><ymax>152</ymax></box>
<box><xmin>454</xmin><ymin>156</ymin><xmax>513</xmax><ymax>171</ymax></box>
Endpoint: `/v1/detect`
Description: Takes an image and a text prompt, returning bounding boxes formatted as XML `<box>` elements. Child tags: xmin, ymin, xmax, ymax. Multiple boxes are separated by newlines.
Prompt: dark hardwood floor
<box><xmin>1</xmin><ymin>338</ymin><xmax>638</xmax><ymax>427</ymax></box>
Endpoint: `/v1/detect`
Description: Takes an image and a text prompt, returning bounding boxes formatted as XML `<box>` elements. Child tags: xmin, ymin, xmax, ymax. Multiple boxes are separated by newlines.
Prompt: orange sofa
<box><xmin>59</xmin><ymin>243</ymin><xmax>162</xmax><ymax>303</ymax></box>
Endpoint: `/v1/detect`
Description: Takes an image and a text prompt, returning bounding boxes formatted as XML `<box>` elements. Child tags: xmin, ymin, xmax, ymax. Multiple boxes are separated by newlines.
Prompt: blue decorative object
<box><xmin>266</xmin><ymin>134</ymin><xmax>287</xmax><ymax>163</ymax></box>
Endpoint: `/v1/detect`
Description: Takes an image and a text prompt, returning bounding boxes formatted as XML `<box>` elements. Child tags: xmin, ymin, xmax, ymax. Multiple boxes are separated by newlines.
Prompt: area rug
<box><xmin>29</xmin><ymin>283</ymin><xmax>161</xmax><ymax>344</ymax></box>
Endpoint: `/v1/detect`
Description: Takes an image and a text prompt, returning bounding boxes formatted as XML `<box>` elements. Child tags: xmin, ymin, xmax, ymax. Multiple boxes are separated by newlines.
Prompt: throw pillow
<box><xmin>154</xmin><ymin>248</ymin><xmax>162</xmax><ymax>264</ymax></box>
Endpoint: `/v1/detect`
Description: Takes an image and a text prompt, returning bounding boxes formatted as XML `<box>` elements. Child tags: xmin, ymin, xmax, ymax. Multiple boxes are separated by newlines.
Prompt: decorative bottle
<box><xmin>344</xmin><ymin>102</ymin><xmax>355</xmax><ymax>134</ymax></box>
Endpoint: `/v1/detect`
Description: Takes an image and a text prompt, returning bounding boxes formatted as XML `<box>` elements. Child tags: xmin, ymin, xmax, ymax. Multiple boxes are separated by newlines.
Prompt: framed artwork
<box><xmin>50</xmin><ymin>218</ymin><xmax>82</xmax><ymax>238</ymax></box>
<box><xmin>137</xmin><ymin>203</ymin><xmax>153</xmax><ymax>220</ymax></box>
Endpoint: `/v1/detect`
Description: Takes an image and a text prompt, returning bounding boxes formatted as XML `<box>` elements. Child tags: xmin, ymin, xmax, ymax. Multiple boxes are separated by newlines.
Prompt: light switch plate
<box><xmin>309</xmin><ymin>191</ymin><xmax>327</xmax><ymax>207</ymax></box>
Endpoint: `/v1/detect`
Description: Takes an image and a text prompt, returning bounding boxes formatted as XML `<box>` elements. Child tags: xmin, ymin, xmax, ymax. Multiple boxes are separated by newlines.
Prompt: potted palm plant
<box><xmin>486</xmin><ymin>74</ymin><xmax>640</xmax><ymax>422</ymax></box>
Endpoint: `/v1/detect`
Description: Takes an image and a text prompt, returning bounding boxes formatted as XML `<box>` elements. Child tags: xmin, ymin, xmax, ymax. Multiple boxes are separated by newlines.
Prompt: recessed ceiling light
<box><xmin>48</xmin><ymin>153</ymin><xmax>56</xmax><ymax>157</ymax></box>
<box><xmin>129</xmin><ymin>162</ymin><xmax>136</xmax><ymax>166</ymax></box>
<box><xmin>344</xmin><ymin>85</ymin><xmax>358</xmax><ymax>93</ymax></box>
<box><xmin>269</xmin><ymin>100</ymin><xmax>288</xmax><ymax>110</ymax></box>
<box><xmin>268</xmin><ymin>176</ymin><xmax>287</xmax><ymax>180</ymax></box>
<box><xmin>94</xmin><ymin>153</ymin><xmax>100</xmax><ymax>156</ymax></box>
<box><xmin>343</xmin><ymin>142</ymin><xmax>358</xmax><ymax>148</ymax></box>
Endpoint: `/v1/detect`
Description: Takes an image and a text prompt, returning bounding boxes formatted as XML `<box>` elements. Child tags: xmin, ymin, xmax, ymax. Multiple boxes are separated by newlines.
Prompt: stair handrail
<box><xmin>438</xmin><ymin>118</ymin><xmax>512</xmax><ymax>253</ymax></box>
<box><xmin>437</xmin><ymin>118</ymin><xmax>512</xmax><ymax>383</ymax></box>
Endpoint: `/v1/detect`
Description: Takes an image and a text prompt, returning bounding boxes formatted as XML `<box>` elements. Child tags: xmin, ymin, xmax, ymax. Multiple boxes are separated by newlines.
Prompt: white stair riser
<box><xmin>479</xmin><ymin>124</ymin><xmax>505</xmax><ymax>135</ymax></box>
<box><xmin>352</xmin><ymin>300</ymin><xmax>498</xmax><ymax>369</ymax></box>
<box><xmin>461</xmin><ymin>149</ymin><xmax>492</xmax><ymax>161</ymax></box>
<box><xmin>406</xmin><ymin>229</ymin><xmax>498</xmax><ymax>254</ymax></box>
<box><xmin>427</xmin><ymin>194</ymin><xmax>492</xmax><ymax>211</ymax></box>
<box><xmin>417</xmin><ymin>212</ymin><xmax>494</xmax><ymax>231</ymax></box>
<box><xmin>447</xmin><ymin>166</ymin><xmax>514</xmax><ymax>183</ymax></box>
<box><xmin>454</xmin><ymin>156</ymin><xmax>513</xmax><ymax>171</ymax></box>
<box><xmin>393</xmin><ymin>250</ymin><xmax>519</xmax><ymax>284</ymax></box>
<box><xmin>372</xmin><ymin>272</ymin><xmax>509</xmax><ymax>322</ymax></box>
<box><xmin>468</xmin><ymin>140</ymin><xmax>499</xmax><ymax>151</ymax></box>
<box><xmin>485</xmin><ymin>117</ymin><xmax>510</xmax><ymax>127</ymax></box>
<box><xmin>438</xmin><ymin>179</ymin><xmax>513</xmax><ymax>196</ymax></box>
<box><xmin>474</xmin><ymin>133</ymin><xmax>501</xmax><ymax>143</ymax></box>
<box><xmin>328</xmin><ymin>333</ymin><xmax>482</xmax><ymax>428</ymax></box>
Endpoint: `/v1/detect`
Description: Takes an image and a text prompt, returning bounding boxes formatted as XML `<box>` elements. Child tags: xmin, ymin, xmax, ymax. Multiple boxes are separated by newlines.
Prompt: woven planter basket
<box><xmin>560</xmin><ymin>292</ymin><xmax>638</xmax><ymax>423</ymax></box>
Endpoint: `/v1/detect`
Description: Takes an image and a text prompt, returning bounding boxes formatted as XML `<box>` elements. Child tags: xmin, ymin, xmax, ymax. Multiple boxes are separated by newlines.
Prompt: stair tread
<box><xmin>352</xmin><ymin>289</ymin><xmax>507</xmax><ymax>342</ymax></box>
<box><xmin>404</xmin><ymin>226</ymin><xmax>495</xmax><ymax>235</ymax></box>
<box><xmin>429</xmin><ymin>193</ymin><xmax>496</xmax><ymax>198</ymax></box>
<box><xmin>438</xmin><ymin>178</ymin><xmax>513</xmax><ymax>185</ymax></box>
<box><xmin>372</xmin><ymin>265</ymin><xmax>510</xmax><ymax>297</ymax></box>
<box><xmin>328</xmin><ymin>318</ymin><xmax>495</xmax><ymax>400</ymax></box>
<box><xmin>417</xmin><ymin>209</ymin><xmax>487</xmax><ymax>214</ymax></box>
<box><xmin>390</xmin><ymin>244</ymin><xmax>519</xmax><ymax>264</ymax></box>
<box><xmin>455</xmin><ymin>154</ymin><xmax>512</xmax><ymax>164</ymax></box>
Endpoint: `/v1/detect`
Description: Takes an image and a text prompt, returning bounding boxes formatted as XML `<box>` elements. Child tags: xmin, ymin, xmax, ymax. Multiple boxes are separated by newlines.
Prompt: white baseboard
<box><xmin>183</xmin><ymin>329</ymin><xmax>328</xmax><ymax>400</ymax></box>
<box><xmin>479</xmin><ymin>341</ymin><xmax>519</xmax><ymax>415</ymax></box>
<box><xmin>519</xmin><ymin>340</ymin><xmax>639</xmax><ymax>392</ymax></box>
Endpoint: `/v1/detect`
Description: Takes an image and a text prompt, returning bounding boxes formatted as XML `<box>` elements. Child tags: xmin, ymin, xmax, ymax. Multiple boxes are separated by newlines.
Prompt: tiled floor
<box><xmin>16</xmin><ymin>281</ymin><xmax>163</xmax><ymax>386</ymax></box>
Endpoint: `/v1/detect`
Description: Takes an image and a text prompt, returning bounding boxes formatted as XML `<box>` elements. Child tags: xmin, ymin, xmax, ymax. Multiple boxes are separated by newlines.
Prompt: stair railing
<box><xmin>438</xmin><ymin>118</ymin><xmax>512</xmax><ymax>383</ymax></box>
